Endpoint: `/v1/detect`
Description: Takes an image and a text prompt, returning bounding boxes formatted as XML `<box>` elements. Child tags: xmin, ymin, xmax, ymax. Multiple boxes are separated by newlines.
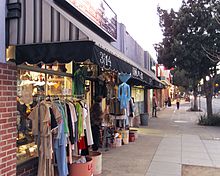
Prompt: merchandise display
<box><xmin>16</xmin><ymin>63</ymin><xmax>72</xmax><ymax>164</ymax></box>
<box><xmin>15</xmin><ymin>63</ymin><xmax>139</xmax><ymax>176</ymax></box>
<box><xmin>17</xmin><ymin>142</ymin><xmax>38</xmax><ymax>164</ymax></box>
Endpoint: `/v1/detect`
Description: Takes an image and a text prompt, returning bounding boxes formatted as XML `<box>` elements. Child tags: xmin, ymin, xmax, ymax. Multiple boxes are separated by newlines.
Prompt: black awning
<box><xmin>15</xmin><ymin>40</ymin><xmax>95</xmax><ymax>65</ymax></box>
<box><xmin>15</xmin><ymin>40</ymin><xmax>162</xmax><ymax>88</ymax></box>
<box><xmin>15</xmin><ymin>40</ymin><xmax>131</xmax><ymax>72</ymax></box>
<box><xmin>153</xmin><ymin>79</ymin><xmax>165</xmax><ymax>89</ymax></box>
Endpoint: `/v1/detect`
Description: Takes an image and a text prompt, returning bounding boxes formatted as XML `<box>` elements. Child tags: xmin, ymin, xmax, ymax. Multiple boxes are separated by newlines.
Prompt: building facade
<box><xmin>0</xmin><ymin>0</ymin><xmax>164</xmax><ymax>175</ymax></box>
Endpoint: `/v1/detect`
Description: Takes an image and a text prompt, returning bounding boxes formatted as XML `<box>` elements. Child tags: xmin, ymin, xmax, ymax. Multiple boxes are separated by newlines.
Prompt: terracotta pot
<box><xmin>129</xmin><ymin>129</ymin><xmax>138</xmax><ymax>139</ymax></box>
<box><xmin>129</xmin><ymin>132</ymin><xmax>135</xmax><ymax>142</ymax></box>
<box><xmin>69</xmin><ymin>156</ymin><xmax>93</xmax><ymax>176</ymax></box>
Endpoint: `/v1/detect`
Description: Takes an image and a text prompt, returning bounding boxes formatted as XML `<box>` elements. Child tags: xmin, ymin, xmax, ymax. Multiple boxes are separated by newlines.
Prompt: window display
<box><xmin>131</xmin><ymin>87</ymin><xmax>145</xmax><ymax>116</ymax></box>
<box><xmin>16</xmin><ymin>63</ymin><xmax>72</xmax><ymax>164</ymax></box>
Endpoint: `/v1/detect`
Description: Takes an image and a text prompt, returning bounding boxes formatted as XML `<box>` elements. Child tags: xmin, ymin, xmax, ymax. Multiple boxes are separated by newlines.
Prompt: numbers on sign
<box><xmin>99</xmin><ymin>52</ymin><xmax>112</xmax><ymax>68</ymax></box>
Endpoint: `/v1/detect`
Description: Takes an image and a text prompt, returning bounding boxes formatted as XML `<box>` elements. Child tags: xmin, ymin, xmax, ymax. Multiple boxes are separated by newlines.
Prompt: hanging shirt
<box><xmin>73</xmin><ymin>68</ymin><xmax>87</xmax><ymax>95</ymax></box>
<box><xmin>83</xmin><ymin>103</ymin><xmax>93</xmax><ymax>146</ymax></box>
<box><xmin>118</xmin><ymin>82</ymin><xmax>131</xmax><ymax>109</ymax></box>
<box><xmin>76</xmin><ymin>103</ymin><xmax>83</xmax><ymax>139</ymax></box>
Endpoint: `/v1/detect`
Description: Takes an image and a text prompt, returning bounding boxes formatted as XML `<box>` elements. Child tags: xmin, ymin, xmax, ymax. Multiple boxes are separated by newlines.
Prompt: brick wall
<box><xmin>0</xmin><ymin>62</ymin><xmax>17</xmax><ymax>176</ymax></box>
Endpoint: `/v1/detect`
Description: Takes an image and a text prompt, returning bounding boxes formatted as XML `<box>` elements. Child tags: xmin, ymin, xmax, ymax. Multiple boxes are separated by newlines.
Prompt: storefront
<box><xmin>1</xmin><ymin>0</ymin><xmax>164</xmax><ymax>175</ymax></box>
<box><xmin>13</xmin><ymin>41</ymin><xmax>163</xmax><ymax>176</ymax></box>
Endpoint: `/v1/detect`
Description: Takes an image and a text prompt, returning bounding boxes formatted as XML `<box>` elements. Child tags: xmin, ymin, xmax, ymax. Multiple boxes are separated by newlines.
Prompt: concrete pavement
<box><xmin>100</xmin><ymin>102</ymin><xmax>220</xmax><ymax>176</ymax></box>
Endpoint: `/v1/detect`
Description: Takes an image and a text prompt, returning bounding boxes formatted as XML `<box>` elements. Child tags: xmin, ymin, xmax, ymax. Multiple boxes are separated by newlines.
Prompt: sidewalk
<box><xmin>100</xmin><ymin>102</ymin><xmax>220</xmax><ymax>176</ymax></box>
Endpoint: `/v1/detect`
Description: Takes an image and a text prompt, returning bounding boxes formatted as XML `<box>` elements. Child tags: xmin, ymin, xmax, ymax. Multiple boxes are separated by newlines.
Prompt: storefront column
<box><xmin>144</xmin><ymin>88</ymin><xmax>148</xmax><ymax>113</ymax></box>
<box><xmin>147</xmin><ymin>90</ymin><xmax>151</xmax><ymax>115</ymax></box>
<box><xmin>0</xmin><ymin>63</ymin><xmax>17</xmax><ymax>176</ymax></box>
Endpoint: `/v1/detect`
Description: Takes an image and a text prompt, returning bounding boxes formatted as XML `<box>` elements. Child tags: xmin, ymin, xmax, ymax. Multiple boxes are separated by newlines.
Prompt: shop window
<box><xmin>17</xmin><ymin>67</ymin><xmax>72</xmax><ymax>164</ymax></box>
<box><xmin>131</xmin><ymin>87</ymin><xmax>145</xmax><ymax>116</ymax></box>
<box><xmin>17</xmin><ymin>70</ymin><xmax>45</xmax><ymax>164</ymax></box>
<box><xmin>131</xmin><ymin>87</ymin><xmax>144</xmax><ymax>102</ymax></box>
<box><xmin>46</xmin><ymin>62</ymin><xmax>72</xmax><ymax>74</ymax></box>
<box><xmin>47</xmin><ymin>74</ymin><xmax>72</xmax><ymax>95</ymax></box>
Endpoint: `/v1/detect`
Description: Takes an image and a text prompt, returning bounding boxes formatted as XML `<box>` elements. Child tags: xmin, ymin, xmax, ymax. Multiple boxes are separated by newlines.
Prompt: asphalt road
<box><xmin>198</xmin><ymin>96</ymin><xmax>220</xmax><ymax>114</ymax></box>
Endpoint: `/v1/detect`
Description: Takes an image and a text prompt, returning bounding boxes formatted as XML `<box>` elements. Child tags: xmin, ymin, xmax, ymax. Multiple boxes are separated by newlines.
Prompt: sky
<box><xmin>105</xmin><ymin>0</ymin><xmax>182</xmax><ymax>61</ymax></box>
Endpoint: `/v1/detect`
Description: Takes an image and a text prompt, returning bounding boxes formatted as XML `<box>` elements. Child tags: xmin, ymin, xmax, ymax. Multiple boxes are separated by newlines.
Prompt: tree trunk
<box><xmin>193</xmin><ymin>94</ymin><xmax>198</xmax><ymax>111</ymax></box>
<box><xmin>193</xmin><ymin>88</ymin><xmax>198</xmax><ymax>111</ymax></box>
<box><xmin>204</xmin><ymin>78</ymin><xmax>213</xmax><ymax>117</ymax></box>
<box><xmin>206</xmin><ymin>94</ymin><xmax>212</xmax><ymax>117</ymax></box>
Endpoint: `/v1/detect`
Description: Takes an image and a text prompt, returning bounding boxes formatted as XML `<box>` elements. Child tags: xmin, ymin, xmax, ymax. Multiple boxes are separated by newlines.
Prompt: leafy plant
<box><xmin>198</xmin><ymin>113</ymin><xmax>220</xmax><ymax>126</ymax></box>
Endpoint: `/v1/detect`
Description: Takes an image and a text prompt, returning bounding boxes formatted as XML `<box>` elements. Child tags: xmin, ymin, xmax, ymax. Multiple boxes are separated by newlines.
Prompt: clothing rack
<box><xmin>33</xmin><ymin>94</ymin><xmax>85</xmax><ymax>102</ymax></box>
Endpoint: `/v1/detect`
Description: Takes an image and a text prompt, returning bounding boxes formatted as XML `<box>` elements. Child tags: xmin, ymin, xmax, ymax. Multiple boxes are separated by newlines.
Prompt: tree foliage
<box><xmin>171</xmin><ymin>69</ymin><xmax>190</xmax><ymax>89</ymax></box>
<box><xmin>155</xmin><ymin>0</ymin><xmax>220</xmax><ymax>80</ymax></box>
<box><xmin>155</xmin><ymin>0</ymin><xmax>220</xmax><ymax>115</ymax></box>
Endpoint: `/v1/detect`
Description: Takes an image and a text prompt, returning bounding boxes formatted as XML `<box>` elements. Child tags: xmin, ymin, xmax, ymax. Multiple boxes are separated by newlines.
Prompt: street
<box><xmin>199</xmin><ymin>96</ymin><xmax>220</xmax><ymax>114</ymax></box>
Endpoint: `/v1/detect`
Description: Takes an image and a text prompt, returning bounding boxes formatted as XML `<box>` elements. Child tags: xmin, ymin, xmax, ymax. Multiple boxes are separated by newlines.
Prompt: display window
<box><xmin>131</xmin><ymin>87</ymin><xmax>145</xmax><ymax>116</ymax></box>
<box><xmin>16</xmin><ymin>63</ymin><xmax>73</xmax><ymax>164</ymax></box>
<box><xmin>131</xmin><ymin>87</ymin><xmax>144</xmax><ymax>102</ymax></box>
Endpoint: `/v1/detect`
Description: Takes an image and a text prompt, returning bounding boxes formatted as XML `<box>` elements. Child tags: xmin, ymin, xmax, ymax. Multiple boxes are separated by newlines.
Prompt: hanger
<box><xmin>45</xmin><ymin>95</ymin><xmax>51</xmax><ymax>102</ymax></box>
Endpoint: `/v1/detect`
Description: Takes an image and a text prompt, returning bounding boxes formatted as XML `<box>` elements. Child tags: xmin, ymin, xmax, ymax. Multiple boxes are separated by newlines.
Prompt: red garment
<box><xmin>77</xmin><ymin>136</ymin><xmax>86</xmax><ymax>150</ymax></box>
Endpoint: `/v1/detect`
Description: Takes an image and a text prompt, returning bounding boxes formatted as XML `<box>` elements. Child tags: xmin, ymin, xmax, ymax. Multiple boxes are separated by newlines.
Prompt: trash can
<box><xmin>140</xmin><ymin>113</ymin><xmax>148</xmax><ymax>126</ymax></box>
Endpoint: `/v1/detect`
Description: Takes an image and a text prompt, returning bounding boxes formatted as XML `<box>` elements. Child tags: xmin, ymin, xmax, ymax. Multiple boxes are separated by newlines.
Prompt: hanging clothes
<box><xmin>109</xmin><ymin>98</ymin><xmax>125</xmax><ymax>115</ymax></box>
<box><xmin>83</xmin><ymin>103</ymin><xmax>93</xmax><ymax>146</ymax></box>
<box><xmin>27</xmin><ymin>97</ymin><xmax>94</xmax><ymax>176</ymax></box>
<box><xmin>53</xmin><ymin>102</ymin><xmax>69</xmax><ymax>176</ymax></box>
<box><xmin>76</xmin><ymin>103</ymin><xmax>84</xmax><ymax>140</ymax></box>
<box><xmin>28</xmin><ymin>101</ymin><xmax>61</xmax><ymax>176</ymax></box>
<box><xmin>73</xmin><ymin>67</ymin><xmax>87</xmax><ymax>95</ymax></box>
<box><xmin>118</xmin><ymin>83</ymin><xmax>131</xmax><ymax>109</ymax></box>
<box><xmin>67</xmin><ymin>102</ymin><xmax>78</xmax><ymax>149</ymax></box>
<box><xmin>66</xmin><ymin>103</ymin><xmax>75</xmax><ymax>145</ymax></box>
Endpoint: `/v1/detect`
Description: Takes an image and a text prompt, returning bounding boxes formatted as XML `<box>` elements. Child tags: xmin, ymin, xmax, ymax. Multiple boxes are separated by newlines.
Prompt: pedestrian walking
<box><xmin>152</xmin><ymin>94</ymin><xmax>158</xmax><ymax>117</ymax></box>
<box><xmin>168</xmin><ymin>97</ymin><xmax>171</xmax><ymax>107</ymax></box>
<box><xmin>176</xmin><ymin>94</ymin><xmax>180</xmax><ymax>110</ymax></box>
<box><xmin>165</xmin><ymin>97</ymin><xmax>168</xmax><ymax>107</ymax></box>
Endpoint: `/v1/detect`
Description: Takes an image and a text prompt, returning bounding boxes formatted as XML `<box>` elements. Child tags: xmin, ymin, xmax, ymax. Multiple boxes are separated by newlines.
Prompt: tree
<box><xmin>155</xmin><ymin>0</ymin><xmax>220</xmax><ymax>117</ymax></box>
<box><xmin>172</xmin><ymin>69</ymin><xmax>191</xmax><ymax>91</ymax></box>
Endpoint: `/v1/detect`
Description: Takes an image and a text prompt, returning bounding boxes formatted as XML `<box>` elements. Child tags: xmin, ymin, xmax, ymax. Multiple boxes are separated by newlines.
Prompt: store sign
<box><xmin>64</xmin><ymin>0</ymin><xmax>117</xmax><ymax>40</ymax></box>
<box><xmin>99</xmin><ymin>51</ymin><xmax>112</xmax><ymax>69</ymax></box>
<box><xmin>132</xmin><ymin>67</ymin><xmax>143</xmax><ymax>80</ymax></box>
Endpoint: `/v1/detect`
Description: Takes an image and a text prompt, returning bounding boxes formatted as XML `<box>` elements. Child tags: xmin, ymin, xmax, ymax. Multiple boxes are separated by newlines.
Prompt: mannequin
<box><xmin>118</xmin><ymin>82</ymin><xmax>130</xmax><ymax>109</ymax></box>
<box><xmin>118</xmin><ymin>73</ymin><xmax>131</xmax><ymax>109</ymax></box>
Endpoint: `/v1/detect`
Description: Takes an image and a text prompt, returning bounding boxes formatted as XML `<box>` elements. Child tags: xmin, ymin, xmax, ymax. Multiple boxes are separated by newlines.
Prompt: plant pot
<box><xmin>129</xmin><ymin>132</ymin><xmax>135</xmax><ymax>142</ymax></box>
<box><xmin>129</xmin><ymin>129</ymin><xmax>138</xmax><ymax>139</ymax></box>
<box><xmin>89</xmin><ymin>151</ymin><xmax>102</xmax><ymax>175</ymax></box>
<box><xmin>69</xmin><ymin>156</ymin><xmax>93</xmax><ymax>176</ymax></box>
